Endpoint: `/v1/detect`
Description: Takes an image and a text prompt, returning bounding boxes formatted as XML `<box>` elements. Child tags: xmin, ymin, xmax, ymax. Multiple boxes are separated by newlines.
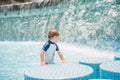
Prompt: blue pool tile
<box><xmin>24</xmin><ymin>63</ymin><xmax>93</xmax><ymax>80</ymax></box>
<box><xmin>79</xmin><ymin>57</ymin><xmax>112</xmax><ymax>79</ymax></box>
<box><xmin>100</xmin><ymin>61</ymin><xmax>120</xmax><ymax>80</ymax></box>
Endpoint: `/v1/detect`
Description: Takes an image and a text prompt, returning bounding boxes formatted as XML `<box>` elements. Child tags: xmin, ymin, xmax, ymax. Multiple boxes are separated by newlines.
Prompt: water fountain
<box><xmin>0</xmin><ymin>0</ymin><xmax>120</xmax><ymax>51</ymax></box>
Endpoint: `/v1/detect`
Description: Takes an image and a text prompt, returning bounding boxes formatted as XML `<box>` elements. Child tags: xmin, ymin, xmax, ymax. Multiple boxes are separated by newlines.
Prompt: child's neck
<box><xmin>49</xmin><ymin>39</ymin><xmax>55</xmax><ymax>43</ymax></box>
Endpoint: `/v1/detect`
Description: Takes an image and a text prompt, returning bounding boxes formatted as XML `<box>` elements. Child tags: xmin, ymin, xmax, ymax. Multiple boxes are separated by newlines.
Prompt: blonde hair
<box><xmin>48</xmin><ymin>30</ymin><xmax>59</xmax><ymax>39</ymax></box>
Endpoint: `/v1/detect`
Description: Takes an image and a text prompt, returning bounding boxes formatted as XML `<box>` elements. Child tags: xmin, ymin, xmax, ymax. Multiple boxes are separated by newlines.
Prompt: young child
<box><xmin>40</xmin><ymin>30</ymin><xmax>66</xmax><ymax>65</ymax></box>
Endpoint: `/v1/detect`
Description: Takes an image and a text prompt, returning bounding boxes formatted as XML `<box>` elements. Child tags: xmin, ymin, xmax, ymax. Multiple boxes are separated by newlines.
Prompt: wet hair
<box><xmin>48</xmin><ymin>30</ymin><xmax>59</xmax><ymax>39</ymax></box>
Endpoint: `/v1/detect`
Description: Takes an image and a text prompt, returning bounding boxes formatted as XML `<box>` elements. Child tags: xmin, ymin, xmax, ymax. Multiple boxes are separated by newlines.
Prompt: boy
<box><xmin>40</xmin><ymin>30</ymin><xmax>66</xmax><ymax>65</ymax></box>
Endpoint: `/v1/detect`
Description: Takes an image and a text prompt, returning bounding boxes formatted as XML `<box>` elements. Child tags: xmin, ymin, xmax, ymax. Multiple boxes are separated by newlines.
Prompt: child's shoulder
<box><xmin>43</xmin><ymin>40</ymin><xmax>50</xmax><ymax>46</ymax></box>
<box><xmin>42</xmin><ymin>41</ymin><xmax>51</xmax><ymax>51</ymax></box>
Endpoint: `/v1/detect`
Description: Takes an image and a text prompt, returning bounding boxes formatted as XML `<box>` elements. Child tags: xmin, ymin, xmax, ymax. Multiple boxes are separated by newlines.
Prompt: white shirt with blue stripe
<box><xmin>42</xmin><ymin>40</ymin><xmax>59</xmax><ymax>64</ymax></box>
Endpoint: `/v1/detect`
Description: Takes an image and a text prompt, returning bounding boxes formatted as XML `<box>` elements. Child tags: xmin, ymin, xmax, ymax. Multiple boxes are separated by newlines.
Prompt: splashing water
<box><xmin>0</xmin><ymin>0</ymin><xmax>120</xmax><ymax>51</ymax></box>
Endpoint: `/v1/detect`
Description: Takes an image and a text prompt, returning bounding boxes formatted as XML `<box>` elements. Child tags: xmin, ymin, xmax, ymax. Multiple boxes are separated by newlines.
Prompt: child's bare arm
<box><xmin>40</xmin><ymin>50</ymin><xmax>46</xmax><ymax>65</ymax></box>
<box><xmin>57</xmin><ymin>51</ymin><xmax>66</xmax><ymax>63</ymax></box>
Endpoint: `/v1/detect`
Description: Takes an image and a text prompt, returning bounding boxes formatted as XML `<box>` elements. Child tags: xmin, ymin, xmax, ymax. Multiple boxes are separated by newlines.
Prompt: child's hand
<box><xmin>53</xmin><ymin>62</ymin><xmax>56</xmax><ymax>64</ymax></box>
<box><xmin>62</xmin><ymin>60</ymin><xmax>67</xmax><ymax>63</ymax></box>
<box><xmin>41</xmin><ymin>62</ymin><xmax>46</xmax><ymax>66</ymax></box>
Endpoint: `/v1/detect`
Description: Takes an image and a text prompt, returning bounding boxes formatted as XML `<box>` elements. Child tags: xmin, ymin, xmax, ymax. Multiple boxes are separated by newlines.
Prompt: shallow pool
<box><xmin>0</xmin><ymin>41</ymin><xmax>114</xmax><ymax>80</ymax></box>
<box><xmin>0</xmin><ymin>42</ymin><xmax>80</xmax><ymax>80</ymax></box>
<box><xmin>0</xmin><ymin>42</ymin><xmax>41</xmax><ymax>80</ymax></box>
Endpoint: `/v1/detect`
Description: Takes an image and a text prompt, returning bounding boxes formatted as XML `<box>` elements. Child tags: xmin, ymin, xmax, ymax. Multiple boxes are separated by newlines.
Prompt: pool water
<box><xmin>0</xmin><ymin>41</ymin><xmax>114</xmax><ymax>80</ymax></box>
<box><xmin>0</xmin><ymin>42</ymin><xmax>41</xmax><ymax>80</ymax></box>
<box><xmin>0</xmin><ymin>42</ymin><xmax>76</xmax><ymax>80</ymax></box>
